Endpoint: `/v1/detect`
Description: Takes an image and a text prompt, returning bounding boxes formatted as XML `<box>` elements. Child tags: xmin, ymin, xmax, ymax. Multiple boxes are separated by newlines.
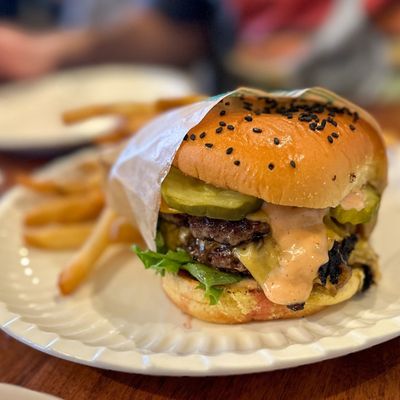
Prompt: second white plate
<box><xmin>0</xmin><ymin>65</ymin><xmax>195</xmax><ymax>152</ymax></box>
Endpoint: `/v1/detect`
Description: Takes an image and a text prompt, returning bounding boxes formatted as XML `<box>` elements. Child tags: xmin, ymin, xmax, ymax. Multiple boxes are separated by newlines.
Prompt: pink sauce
<box><xmin>340</xmin><ymin>190</ymin><xmax>366</xmax><ymax>211</ymax></box>
<box><xmin>262</xmin><ymin>204</ymin><xmax>328</xmax><ymax>305</ymax></box>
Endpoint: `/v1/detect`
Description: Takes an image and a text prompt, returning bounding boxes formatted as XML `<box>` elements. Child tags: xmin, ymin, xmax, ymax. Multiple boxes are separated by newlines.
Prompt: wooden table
<box><xmin>1</xmin><ymin>107</ymin><xmax>400</xmax><ymax>400</ymax></box>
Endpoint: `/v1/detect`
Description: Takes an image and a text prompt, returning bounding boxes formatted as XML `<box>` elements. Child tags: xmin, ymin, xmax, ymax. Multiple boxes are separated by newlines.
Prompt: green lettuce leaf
<box><xmin>183</xmin><ymin>262</ymin><xmax>242</xmax><ymax>304</ymax></box>
<box><xmin>132</xmin><ymin>245</ymin><xmax>241</xmax><ymax>304</ymax></box>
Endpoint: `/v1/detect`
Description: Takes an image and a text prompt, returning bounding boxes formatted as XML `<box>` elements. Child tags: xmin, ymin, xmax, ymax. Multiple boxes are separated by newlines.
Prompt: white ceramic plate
<box><xmin>0</xmin><ymin>65</ymin><xmax>195</xmax><ymax>152</ymax></box>
<box><xmin>1</xmin><ymin>148</ymin><xmax>400</xmax><ymax>376</ymax></box>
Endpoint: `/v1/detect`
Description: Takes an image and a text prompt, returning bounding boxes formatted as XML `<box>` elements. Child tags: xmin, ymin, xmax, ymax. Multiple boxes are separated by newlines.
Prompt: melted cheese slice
<box><xmin>234</xmin><ymin>239</ymin><xmax>278</xmax><ymax>285</ymax></box>
<box><xmin>237</xmin><ymin>204</ymin><xmax>329</xmax><ymax>305</ymax></box>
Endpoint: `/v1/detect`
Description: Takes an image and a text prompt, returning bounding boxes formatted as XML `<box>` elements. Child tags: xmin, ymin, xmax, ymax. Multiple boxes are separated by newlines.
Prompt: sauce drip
<box><xmin>262</xmin><ymin>203</ymin><xmax>328</xmax><ymax>305</ymax></box>
<box><xmin>340</xmin><ymin>190</ymin><xmax>366</xmax><ymax>211</ymax></box>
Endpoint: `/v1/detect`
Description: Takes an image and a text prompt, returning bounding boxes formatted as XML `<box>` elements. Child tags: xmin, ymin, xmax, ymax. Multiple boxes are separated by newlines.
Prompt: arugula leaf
<box><xmin>132</xmin><ymin>245</ymin><xmax>241</xmax><ymax>304</ymax></box>
<box><xmin>182</xmin><ymin>262</ymin><xmax>241</xmax><ymax>304</ymax></box>
<box><xmin>196</xmin><ymin>283</ymin><xmax>223</xmax><ymax>305</ymax></box>
<box><xmin>133</xmin><ymin>245</ymin><xmax>188</xmax><ymax>275</ymax></box>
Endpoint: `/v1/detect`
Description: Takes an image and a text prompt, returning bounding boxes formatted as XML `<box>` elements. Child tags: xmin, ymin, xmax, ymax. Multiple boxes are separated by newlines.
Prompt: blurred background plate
<box><xmin>0</xmin><ymin>64</ymin><xmax>196</xmax><ymax>153</ymax></box>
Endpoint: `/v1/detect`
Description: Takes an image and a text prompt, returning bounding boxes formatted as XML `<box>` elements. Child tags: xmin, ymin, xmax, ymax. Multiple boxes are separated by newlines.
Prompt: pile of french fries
<box><xmin>19</xmin><ymin>95</ymin><xmax>205</xmax><ymax>295</ymax></box>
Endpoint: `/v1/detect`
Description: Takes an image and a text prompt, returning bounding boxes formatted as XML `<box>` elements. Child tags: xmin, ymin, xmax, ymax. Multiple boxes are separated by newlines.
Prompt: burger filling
<box><xmin>157</xmin><ymin>211</ymin><xmax>376</xmax><ymax>309</ymax></box>
<box><xmin>134</xmin><ymin>168</ymin><xmax>380</xmax><ymax>309</ymax></box>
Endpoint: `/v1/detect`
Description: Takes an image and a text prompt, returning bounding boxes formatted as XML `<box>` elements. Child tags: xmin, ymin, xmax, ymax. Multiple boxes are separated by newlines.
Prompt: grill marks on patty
<box><xmin>160</xmin><ymin>213</ymin><xmax>269</xmax><ymax>246</ymax></box>
<box><xmin>188</xmin><ymin>216</ymin><xmax>269</xmax><ymax>246</ymax></box>
<box><xmin>318</xmin><ymin>234</ymin><xmax>357</xmax><ymax>285</ymax></box>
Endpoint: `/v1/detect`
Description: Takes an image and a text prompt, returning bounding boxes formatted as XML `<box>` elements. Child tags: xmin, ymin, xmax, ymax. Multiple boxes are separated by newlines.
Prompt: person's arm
<box><xmin>0</xmin><ymin>9</ymin><xmax>208</xmax><ymax>80</ymax></box>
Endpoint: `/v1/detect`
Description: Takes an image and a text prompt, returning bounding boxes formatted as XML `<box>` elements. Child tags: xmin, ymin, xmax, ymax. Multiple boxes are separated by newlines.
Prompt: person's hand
<box><xmin>0</xmin><ymin>24</ymin><xmax>60</xmax><ymax>80</ymax></box>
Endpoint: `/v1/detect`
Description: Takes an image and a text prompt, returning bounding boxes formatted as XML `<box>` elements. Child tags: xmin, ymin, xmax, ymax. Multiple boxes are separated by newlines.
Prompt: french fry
<box><xmin>155</xmin><ymin>95</ymin><xmax>207</xmax><ymax>112</ymax></box>
<box><xmin>62</xmin><ymin>96</ymin><xmax>204</xmax><ymax>145</ymax></box>
<box><xmin>58</xmin><ymin>208</ymin><xmax>116</xmax><ymax>295</ymax></box>
<box><xmin>17</xmin><ymin>173</ymin><xmax>102</xmax><ymax>195</ymax></box>
<box><xmin>77</xmin><ymin>159</ymin><xmax>102</xmax><ymax>174</ymax></box>
<box><xmin>24</xmin><ymin>222</ymin><xmax>94</xmax><ymax>249</ymax></box>
<box><xmin>93</xmin><ymin>113</ymin><xmax>159</xmax><ymax>144</ymax></box>
<box><xmin>24</xmin><ymin>189</ymin><xmax>104</xmax><ymax>226</ymax></box>
<box><xmin>109</xmin><ymin>217</ymin><xmax>144</xmax><ymax>244</ymax></box>
<box><xmin>93</xmin><ymin>118</ymin><xmax>133</xmax><ymax>145</ymax></box>
<box><xmin>62</xmin><ymin>102</ymin><xmax>156</xmax><ymax>124</ymax></box>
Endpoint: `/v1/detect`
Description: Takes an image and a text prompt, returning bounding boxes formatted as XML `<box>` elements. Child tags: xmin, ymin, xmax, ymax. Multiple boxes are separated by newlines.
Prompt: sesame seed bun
<box><xmin>173</xmin><ymin>96</ymin><xmax>387</xmax><ymax>208</ymax></box>
<box><xmin>161</xmin><ymin>268</ymin><xmax>368</xmax><ymax>324</ymax></box>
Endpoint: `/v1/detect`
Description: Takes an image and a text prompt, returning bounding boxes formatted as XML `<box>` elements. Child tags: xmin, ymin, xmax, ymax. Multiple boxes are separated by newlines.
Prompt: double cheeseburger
<box><xmin>134</xmin><ymin>94</ymin><xmax>387</xmax><ymax>324</ymax></box>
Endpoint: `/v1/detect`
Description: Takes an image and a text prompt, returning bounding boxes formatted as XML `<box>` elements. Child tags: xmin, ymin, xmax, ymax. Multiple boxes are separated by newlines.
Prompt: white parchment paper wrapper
<box><xmin>110</xmin><ymin>87</ymin><xmax>380</xmax><ymax>250</ymax></box>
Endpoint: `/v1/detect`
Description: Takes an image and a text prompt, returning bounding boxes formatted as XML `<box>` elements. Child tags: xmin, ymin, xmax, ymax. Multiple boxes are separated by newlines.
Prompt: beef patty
<box><xmin>160</xmin><ymin>213</ymin><xmax>269</xmax><ymax>246</ymax></box>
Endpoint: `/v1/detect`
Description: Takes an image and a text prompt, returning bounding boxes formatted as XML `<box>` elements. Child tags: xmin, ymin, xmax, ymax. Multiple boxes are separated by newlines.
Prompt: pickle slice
<box><xmin>331</xmin><ymin>186</ymin><xmax>380</xmax><ymax>225</ymax></box>
<box><xmin>161</xmin><ymin>167</ymin><xmax>262</xmax><ymax>220</ymax></box>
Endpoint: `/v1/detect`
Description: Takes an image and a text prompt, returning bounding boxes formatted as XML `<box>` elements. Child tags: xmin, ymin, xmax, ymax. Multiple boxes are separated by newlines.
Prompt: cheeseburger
<box><xmin>134</xmin><ymin>93</ymin><xmax>387</xmax><ymax>324</ymax></box>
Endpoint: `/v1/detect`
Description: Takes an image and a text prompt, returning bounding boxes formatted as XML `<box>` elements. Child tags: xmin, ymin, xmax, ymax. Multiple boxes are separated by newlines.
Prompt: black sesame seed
<box><xmin>183</xmin><ymin>134</ymin><xmax>188</xmax><ymax>141</ymax></box>
<box><xmin>327</xmin><ymin>135</ymin><xmax>334</xmax><ymax>143</ymax></box>
<box><xmin>253</xmin><ymin>127</ymin><xmax>262</xmax><ymax>133</ymax></box>
<box><xmin>219</xmin><ymin>110</ymin><xmax>226</xmax><ymax>116</ymax></box>
<box><xmin>205</xmin><ymin>143</ymin><xmax>213</xmax><ymax>148</ymax></box>
<box><xmin>327</xmin><ymin>117</ymin><xmax>337</xmax><ymax>127</ymax></box>
<box><xmin>227</xmin><ymin>124</ymin><xmax>234</xmax><ymax>130</ymax></box>
<box><xmin>243</xmin><ymin>101</ymin><xmax>252</xmax><ymax>107</ymax></box>
<box><xmin>299</xmin><ymin>114</ymin><xmax>313</xmax><ymax>122</ymax></box>
<box><xmin>219</xmin><ymin>121</ymin><xmax>226</xmax><ymax>127</ymax></box>
<box><xmin>331</xmin><ymin>132</ymin><xmax>339</xmax><ymax>139</ymax></box>
<box><xmin>290</xmin><ymin>160</ymin><xmax>296</xmax><ymax>168</ymax></box>
<box><xmin>226</xmin><ymin>147</ymin><xmax>233</xmax><ymax>155</ymax></box>
<box><xmin>268</xmin><ymin>163</ymin><xmax>275</xmax><ymax>170</ymax></box>
<box><xmin>309</xmin><ymin>122</ymin><xmax>317</xmax><ymax>131</ymax></box>
<box><xmin>343</xmin><ymin>107</ymin><xmax>351</xmax><ymax>115</ymax></box>
<box><xmin>313</xmin><ymin>104</ymin><xmax>324</xmax><ymax>113</ymax></box>
<box><xmin>225</xmin><ymin>101</ymin><xmax>230</xmax><ymax>106</ymax></box>
<box><xmin>255</xmin><ymin>110</ymin><xmax>261</xmax><ymax>116</ymax></box>
<box><xmin>234</xmin><ymin>160</ymin><xmax>240</xmax><ymax>166</ymax></box>
<box><xmin>349</xmin><ymin>124</ymin><xmax>356</xmax><ymax>131</ymax></box>
<box><xmin>243</xmin><ymin>105</ymin><xmax>252</xmax><ymax>111</ymax></box>
<box><xmin>266</xmin><ymin>99</ymin><xmax>278</xmax><ymax>108</ymax></box>
<box><xmin>332</xmin><ymin>175</ymin><xmax>337</xmax><ymax>181</ymax></box>
<box><xmin>273</xmin><ymin>137</ymin><xmax>280</xmax><ymax>145</ymax></box>
<box><xmin>216</xmin><ymin>127</ymin><xmax>223</xmax><ymax>134</ymax></box>
<box><xmin>190</xmin><ymin>133</ymin><xmax>196</xmax><ymax>141</ymax></box>
<box><xmin>353</xmin><ymin>112</ymin><xmax>359</xmax><ymax>123</ymax></box>
<box><xmin>244</xmin><ymin>115</ymin><xmax>253</xmax><ymax>122</ymax></box>
<box><xmin>276</xmin><ymin>106</ymin><xmax>287</xmax><ymax>114</ymax></box>
<box><xmin>199</xmin><ymin>132</ymin><xmax>206</xmax><ymax>139</ymax></box>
